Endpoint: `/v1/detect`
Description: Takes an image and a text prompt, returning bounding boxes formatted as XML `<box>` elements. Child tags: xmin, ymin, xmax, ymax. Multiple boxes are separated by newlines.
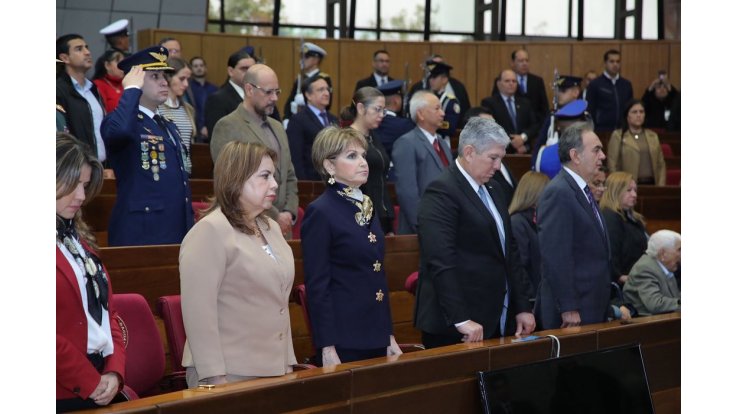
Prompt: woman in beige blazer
<box><xmin>607</xmin><ymin>99</ymin><xmax>667</xmax><ymax>186</ymax></box>
<box><xmin>179</xmin><ymin>141</ymin><xmax>297</xmax><ymax>388</ymax></box>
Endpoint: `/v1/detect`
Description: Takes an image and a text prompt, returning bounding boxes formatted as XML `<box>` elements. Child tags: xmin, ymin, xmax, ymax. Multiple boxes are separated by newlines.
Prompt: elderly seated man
<box><xmin>623</xmin><ymin>230</ymin><xmax>681</xmax><ymax>316</ymax></box>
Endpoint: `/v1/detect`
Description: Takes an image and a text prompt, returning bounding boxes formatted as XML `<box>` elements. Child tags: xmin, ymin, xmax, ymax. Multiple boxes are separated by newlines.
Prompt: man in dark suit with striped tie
<box><xmin>286</xmin><ymin>74</ymin><xmax>338</xmax><ymax>180</ymax></box>
<box><xmin>414</xmin><ymin>117</ymin><xmax>536</xmax><ymax>348</ymax></box>
<box><xmin>535</xmin><ymin>121</ymin><xmax>611</xmax><ymax>329</ymax></box>
<box><xmin>482</xmin><ymin>69</ymin><xmax>540</xmax><ymax>155</ymax></box>
<box><xmin>354</xmin><ymin>50</ymin><xmax>393</xmax><ymax>91</ymax></box>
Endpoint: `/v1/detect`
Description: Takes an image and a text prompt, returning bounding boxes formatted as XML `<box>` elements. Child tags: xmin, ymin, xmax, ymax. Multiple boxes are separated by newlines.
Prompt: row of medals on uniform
<box><xmin>142</xmin><ymin>135</ymin><xmax>167</xmax><ymax>181</ymax></box>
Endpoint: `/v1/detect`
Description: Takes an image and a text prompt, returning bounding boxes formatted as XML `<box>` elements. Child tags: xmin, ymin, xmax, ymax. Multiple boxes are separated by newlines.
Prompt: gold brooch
<box><xmin>375</xmin><ymin>289</ymin><xmax>384</xmax><ymax>302</ymax></box>
<box><xmin>368</xmin><ymin>232</ymin><xmax>377</xmax><ymax>243</ymax></box>
<box><xmin>373</xmin><ymin>261</ymin><xmax>381</xmax><ymax>272</ymax></box>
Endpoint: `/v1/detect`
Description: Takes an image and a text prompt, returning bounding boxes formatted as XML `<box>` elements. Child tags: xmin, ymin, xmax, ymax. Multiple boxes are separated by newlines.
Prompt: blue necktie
<box><xmin>584</xmin><ymin>185</ymin><xmax>604</xmax><ymax>231</ymax></box>
<box><xmin>505</xmin><ymin>97</ymin><xmax>518</xmax><ymax>132</ymax></box>
<box><xmin>478</xmin><ymin>186</ymin><xmax>509</xmax><ymax>335</ymax></box>
<box><xmin>520</xmin><ymin>75</ymin><xmax>527</xmax><ymax>94</ymax></box>
<box><xmin>319</xmin><ymin>111</ymin><xmax>329</xmax><ymax>127</ymax></box>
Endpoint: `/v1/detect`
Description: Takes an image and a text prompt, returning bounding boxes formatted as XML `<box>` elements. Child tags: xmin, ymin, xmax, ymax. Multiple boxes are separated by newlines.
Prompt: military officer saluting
<box><xmin>101</xmin><ymin>46</ymin><xmax>194</xmax><ymax>246</ymax></box>
<box><xmin>424</xmin><ymin>61</ymin><xmax>461</xmax><ymax>141</ymax></box>
<box><xmin>100</xmin><ymin>19</ymin><xmax>131</xmax><ymax>56</ymax></box>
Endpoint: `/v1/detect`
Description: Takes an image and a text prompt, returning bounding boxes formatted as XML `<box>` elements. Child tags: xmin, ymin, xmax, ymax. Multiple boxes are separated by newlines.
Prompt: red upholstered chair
<box><xmin>112</xmin><ymin>293</ymin><xmax>166</xmax><ymax>397</ymax></box>
<box><xmin>405</xmin><ymin>271</ymin><xmax>419</xmax><ymax>296</ymax></box>
<box><xmin>191</xmin><ymin>201</ymin><xmax>210</xmax><ymax>222</ymax></box>
<box><xmin>666</xmin><ymin>169</ymin><xmax>681</xmax><ymax>186</ymax></box>
<box><xmin>660</xmin><ymin>143</ymin><xmax>674</xmax><ymax>157</ymax></box>
<box><xmin>156</xmin><ymin>296</ymin><xmax>187</xmax><ymax>373</ymax></box>
<box><xmin>292</xmin><ymin>206</ymin><xmax>305</xmax><ymax>239</ymax></box>
<box><xmin>393</xmin><ymin>205</ymin><xmax>400</xmax><ymax>234</ymax></box>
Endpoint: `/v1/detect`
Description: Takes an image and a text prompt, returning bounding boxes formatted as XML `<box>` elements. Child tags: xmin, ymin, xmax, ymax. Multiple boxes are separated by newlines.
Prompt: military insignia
<box><xmin>150</xmin><ymin>50</ymin><xmax>168</xmax><ymax>63</ymax></box>
<box><xmin>160</xmin><ymin>161</ymin><xmax>167</xmax><ymax>170</ymax></box>
<box><xmin>319</xmin><ymin>71</ymin><xmax>331</xmax><ymax>78</ymax></box>
<box><xmin>153</xmin><ymin>173</ymin><xmax>160</xmax><ymax>181</ymax></box>
<box><xmin>151</xmin><ymin>165</ymin><xmax>159</xmax><ymax>174</ymax></box>
<box><xmin>56</xmin><ymin>104</ymin><xmax>66</xmax><ymax>114</ymax></box>
<box><xmin>375</xmin><ymin>289</ymin><xmax>384</xmax><ymax>302</ymax></box>
<box><xmin>143</xmin><ymin>127</ymin><xmax>154</xmax><ymax>134</ymax></box>
<box><xmin>158</xmin><ymin>143</ymin><xmax>165</xmax><ymax>151</ymax></box>
<box><xmin>142</xmin><ymin>161</ymin><xmax>150</xmax><ymax>170</ymax></box>
<box><xmin>453</xmin><ymin>103</ymin><xmax>460</xmax><ymax>113</ymax></box>
<box><xmin>152</xmin><ymin>158</ymin><xmax>158</xmax><ymax>165</ymax></box>
<box><xmin>368</xmin><ymin>232</ymin><xmax>377</xmax><ymax>243</ymax></box>
<box><xmin>138</xmin><ymin>114</ymin><xmax>144</xmax><ymax>120</ymax></box>
<box><xmin>373</xmin><ymin>261</ymin><xmax>382</xmax><ymax>272</ymax></box>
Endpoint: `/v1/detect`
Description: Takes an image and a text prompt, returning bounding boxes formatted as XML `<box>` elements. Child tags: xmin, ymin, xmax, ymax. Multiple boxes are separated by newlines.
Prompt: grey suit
<box><xmin>535</xmin><ymin>168</ymin><xmax>611</xmax><ymax>329</ymax></box>
<box><xmin>392</xmin><ymin>127</ymin><xmax>453</xmax><ymax>234</ymax></box>
<box><xmin>623</xmin><ymin>254</ymin><xmax>681</xmax><ymax>316</ymax></box>
<box><xmin>210</xmin><ymin>105</ymin><xmax>299</xmax><ymax>220</ymax></box>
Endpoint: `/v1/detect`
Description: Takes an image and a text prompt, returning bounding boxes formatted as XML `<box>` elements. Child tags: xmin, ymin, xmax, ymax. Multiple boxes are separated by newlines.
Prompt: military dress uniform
<box><xmin>301</xmin><ymin>183</ymin><xmax>393</xmax><ymax>364</ymax></box>
<box><xmin>437</xmin><ymin>90</ymin><xmax>461</xmax><ymax>139</ymax></box>
<box><xmin>101</xmin><ymin>47</ymin><xmax>194</xmax><ymax>246</ymax></box>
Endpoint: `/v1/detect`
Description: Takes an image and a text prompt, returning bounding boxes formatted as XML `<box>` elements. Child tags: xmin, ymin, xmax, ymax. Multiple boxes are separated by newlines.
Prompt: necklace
<box><xmin>629</xmin><ymin>129</ymin><xmax>643</xmax><ymax>140</ymax></box>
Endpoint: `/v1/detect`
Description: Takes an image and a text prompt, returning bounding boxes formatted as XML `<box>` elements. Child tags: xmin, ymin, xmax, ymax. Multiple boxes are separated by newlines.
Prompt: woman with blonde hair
<box><xmin>600</xmin><ymin>171</ymin><xmax>648</xmax><ymax>286</ymax></box>
<box><xmin>508</xmin><ymin>171</ymin><xmax>550</xmax><ymax>298</ymax></box>
<box><xmin>56</xmin><ymin>132</ymin><xmax>127</xmax><ymax>411</ymax></box>
<box><xmin>302</xmin><ymin>126</ymin><xmax>401</xmax><ymax>366</ymax></box>
<box><xmin>607</xmin><ymin>99</ymin><xmax>667</xmax><ymax>185</ymax></box>
<box><xmin>179</xmin><ymin>141</ymin><xmax>297</xmax><ymax>387</ymax></box>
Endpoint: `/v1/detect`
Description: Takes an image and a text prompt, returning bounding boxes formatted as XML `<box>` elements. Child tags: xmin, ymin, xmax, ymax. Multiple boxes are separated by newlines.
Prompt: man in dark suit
<box><xmin>414</xmin><ymin>117</ymin><xmax>536</xmax><ymax>348</ymax></box>
<box><xmin>586</xmin><ymin>49</ymin><xmax>633</xmax><ymax>131</ymax></box>
<box><xmin>482</xmin><ymin>69</ymin><xmax>540</xmax><ymax>154</ymax></box>
<box><xmin>535</xmin><ymin>121</ymin><xmax>610</xmax><ymax>329</ymax></box>
<box><xmin>354</xmin><ymin>50</ymin><xmax>393</xmax><ymax>91</ymax></box>
<box><xmin>204</xmin><ymin>50</ymin><xmax>256</xmax><ymax>139</ymax></box>
<box><xmin>101</xmin><ymin>46</ymin><xmax>194</xmax><ymax>246</ymax></box>
<box><xmin>286</xmin><ymin>74</ymin><xmax>338</xmax><ymax>180</ymax></box>
<box><xmin>492</xmin><ymin>49</ymin><xmax>550</xmax><ymax>122</ymax></box>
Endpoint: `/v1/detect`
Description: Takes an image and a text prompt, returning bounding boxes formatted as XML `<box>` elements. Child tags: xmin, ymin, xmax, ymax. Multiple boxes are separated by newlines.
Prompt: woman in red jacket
<box><xmin>56</xmin><ymin>132</ymin><xmax>127</xmax><ymax>412</ymax></box>
<box><xmin>92</xmin><ymin>50</ymin><xmax>125</xmax><ymax>113</ymax></box>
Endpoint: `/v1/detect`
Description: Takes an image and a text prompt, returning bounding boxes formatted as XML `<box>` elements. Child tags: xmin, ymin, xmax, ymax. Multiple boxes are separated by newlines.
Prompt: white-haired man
<box><xmin>623</xmin><ymin>230</ymin><xmax>681</xmax><ymax>316</ymax></box>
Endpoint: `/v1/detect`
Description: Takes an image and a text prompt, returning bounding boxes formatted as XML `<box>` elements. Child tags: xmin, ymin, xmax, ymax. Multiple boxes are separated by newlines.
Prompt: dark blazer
<box><xmin>204</xmin><ymin>82</ymin><xmax>242</xmax><ymax>139</ymax></box>
<box><xmin>601</xmin><ymin>208</ymin><xmax>648</xmax><ymax>284</ymax></box>
<box><xmin>492</xmin><ymin>72</ymin><xmax>549</xmax><ymax>121</ymax></box>
<box><xmin>286</xmin><ymin>108</ymin><xmax>338</xmax><ymax>180</ymax></box>
<box><xmin>414</xmin><ymin>162</ymin><xmax>533</xmax><ymax>339</ymax></box>
<box><xmin>355</xmin><ymin>74</ymin><xmax>393</xmax><ymax>91</ymax></box>
<box><xmin>283</xmin><ymin>73</ymin><xmax>333</xmax><ymax>120</ymax></box>
<box><xmin>101</xmin><ymin>89</ymin><xmax>194</xmax><ymax>246</ymax></box>
<box><xmin>56</xmin><ymin>73</ymin><xmax>106</xmax><ymax>155</ymax></box>
<box><xmin>489</xmin><ymin>163</ymin><xmax>517</xmax><ymax>207</ymax></box>
<box><xmin>392</xmin><ymin>127</ymin><xmax>453</xmax><ymax>234</ymax></box>
<box><xmin>56</xmin><ymin>245</ymin><xmax>126</xmax><ymax>400</ymax></box>
<box><xmin>586</xmin><ymin>74</ymin><xmax>634</xmax><ymax>131</ymax></box>
<box><xmin>375</xmin><ymin>113</ymin><xmax>415</xmax><ymax>159</ymax></box>
<box><xmin>362</xmin><ymin>133</ymin><xmax>395</xmax><ymax>234</ymax></box>
<box><xmin>510</xmin><ymin>208</ymin><xmax>542</xmax><ymax>298</ymax></box>
<box><xmin>481</xmin><ymin>94</ymin><xmax>540</xmax><ymax>153</ymax></box>
<box><xmin>301</xmin><ymin>184</ymin><xmax>393</xmax><ymax>350</ymax></box>
<box><xmin>535</xmin><ymin>168</ymin><xmax>611</xmax><ymax>329</ymax></box>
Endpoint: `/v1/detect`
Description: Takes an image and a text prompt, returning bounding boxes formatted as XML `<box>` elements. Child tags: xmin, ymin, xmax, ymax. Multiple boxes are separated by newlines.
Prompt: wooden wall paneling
<box><xmin>338</xmin><ymin>40</ymin><xmax>385</xmax><ymax>114</ymax></box>
<box><xmin>136</xmin><ymin>30</ymin><xmax>154</xmax><ymax>54</ymax></box>
<box><xmin>621</xmin><ymin>42</ymin><xmax>670</xmax><ymax>98</ymax></box>
<box><xmin>246</xmin><ymin>36</ymin><xmax>298</xmax><ymax>115</ymax></box>
<box><xmin>571</xmin><ymin>42</ymin><xmax>622</xmax><ymax>82</ymax></box>
<box><xmin>383</xmin><ymin>41</ymin><xmax>433</xmax><ymax>95</ymax></box>
<box><xmin>200</xmin><ymin>33</ymin><xmax>253</xmax><ymax>86</ymax></box>
<box><xmin>151</xmin><ymin>30</ymin><xmax>205</xmax><ymax>60</ymax></box>
<box><xmin>668</xmin><ymin>42</ymin><xmax>681</xmax><ymax>88</ymax></box>
<box><xmin>431</xmin><ymin>42</ymin><xmax>479</xmax><ymax>108</ymax></box>
<box><xmin>525</xmin><ymin>43</ymin><xmax>573</xmax><ymax>109</ymax></box>
<box><xmin>475</xmin><ymin>42</ymin><xmax>518</xmax><ymax>106</ymax></box>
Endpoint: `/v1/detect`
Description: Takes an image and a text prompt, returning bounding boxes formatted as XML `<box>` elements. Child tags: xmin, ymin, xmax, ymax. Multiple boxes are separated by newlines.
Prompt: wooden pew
<box><xmin>101</xmin><ymin>235</ymin><xmax>422</xmax><ymax>365</ymax></box>
<box><xmin>189</xmin><ymin>143</ymin><xmax>214</xmax><ymax>179</ymax></box>
<box><xmin>82</xmin><ymin>313</ymin><xmax>681</xmax><ymax>414</ymax></box>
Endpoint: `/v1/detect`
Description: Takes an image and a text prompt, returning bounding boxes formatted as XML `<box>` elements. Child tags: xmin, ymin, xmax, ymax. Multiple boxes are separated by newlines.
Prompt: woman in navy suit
<box><xmin>302</xmin><ymin>126</ymin><xmax>402</xmax><ymax>366</ymax></box>
<box><xmin>56</xmin><ymin>132</ymin><xmax>127</xmax><ymax>412</ymax></box>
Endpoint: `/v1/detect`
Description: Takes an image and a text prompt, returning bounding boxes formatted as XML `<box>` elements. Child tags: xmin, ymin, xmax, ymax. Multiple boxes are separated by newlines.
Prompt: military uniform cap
<box><xmin>555</xmin><ymin>75</ymin><xmax>582</xmax><ymax>91</ymax></box>
<box><xmin>117</xmin><ymin>46</ymin><xmax>175</xmax><ymax>74</ymax></box>
<box><xmin>377</xmin><ymin>79</ymin><xmax>404</xmax><ymax>96</ymax></box>
<box><xmin>555</xmin><ymin>99</ymin><xmax>588</xmax><ymax>119</ymax></box>
<box><xmin>427</xmin><ymin>61</ymin><xmax>453</xmax><ymax>78</ymax></box>
<box><xmin>100</xmin><ymin>19</ymin><xmax>129</xmax><ymax>38</ymax></box>
<box><xmin>302</xmin><ymin>42</ymin><xmax>327</xmax><ymax>58</ymax></box>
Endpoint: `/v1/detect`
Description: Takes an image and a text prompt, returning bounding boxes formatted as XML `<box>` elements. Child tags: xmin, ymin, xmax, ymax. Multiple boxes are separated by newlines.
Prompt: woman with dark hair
<box><xmin>158</xmin><ymin>57</ymin><xmax>196</xmax><ymax>175</ymax></box>
<box><xmin>508</xmin><ymin>171</ymin><xmax>550</xmax><ymax>298</ymax></box>
<box><xmin>56</xmin><ymin>132</ymin><xmax>127</xmax><ymax>412</ymax></box>
<box><xmin>600</xmin><ymin>171</ymin><xmax>649</xmax><ymax>287</ymax></box>
<box><xmin>302</xmin><ymin>126</ymin><xmax>401</xmax><ymax>366</ymax></box>
<box><xmin>92</xmin><ymin>49</ymin><xmax>125</xmax><ymax>112</ymax></box>
<box><xmin>606</xmin><ymin>99</ymin><xmax>667</xmax><ymax>186</ymax></box>
<box><xmin>341</xmin><ymin>86</ymin><xmax>395</xmax><ymax>234</ymax></box>
<box><xmin>179</xmin><ymin>141</ymin><xmax>297</xmax><ymax>387</ymax></box>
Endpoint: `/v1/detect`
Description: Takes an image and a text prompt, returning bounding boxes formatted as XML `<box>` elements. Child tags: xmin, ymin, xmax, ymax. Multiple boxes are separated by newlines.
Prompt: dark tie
<box><xmin>433</xmin><ymin>137</ymin><xmax>449</xmax><ymax>167</ymax></box>
<box><xmin>520</xmin><ymin>76</ymin><xmax>527</xmax><ymax>94</ymax></box>
<box><xmin>505</xmin><ymin>97</ymin><xmax>518</xmax><ymax>132</ymax></box>
<box><xmin>319</xmin><ymin>111</ymin><xmax>329</xmax><ymax>127</ymax></box>
<box><xmin>584</xmin><ymin>185</ymin><xmax>604</xmax><ymax>231</ymax></box>
<box><xmin>154</xmin><ymin>114</ymin><xmax>176</xmax><ymax>146</ymax></box>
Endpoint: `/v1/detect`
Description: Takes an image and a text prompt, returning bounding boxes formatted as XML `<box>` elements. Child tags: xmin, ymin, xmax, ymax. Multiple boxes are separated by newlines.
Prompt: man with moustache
<box><xmin>101</xmin><ymin>46</ymin><xmax>194</xmax><ymax>246</ymax></box>
<box><xmin>535</xmin><ymin>121</ymin><xmax>611</xmax><ymax>329</ymax></box>
<box><xmin>414</xmin><ymin>117</ymin><xmax>536</xmax><ymax>348</ymax></box>
<box><xmin>210</xmin><ymin>64</ymin><xmax>298</xmax><ymax>239</ymax></box>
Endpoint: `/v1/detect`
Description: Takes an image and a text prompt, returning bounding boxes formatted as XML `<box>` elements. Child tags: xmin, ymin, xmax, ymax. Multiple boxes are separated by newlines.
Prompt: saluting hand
<box><xmin>122</xmin><ymin>65</ymin><xmax>145</xmax><ymax>89</ymax></box>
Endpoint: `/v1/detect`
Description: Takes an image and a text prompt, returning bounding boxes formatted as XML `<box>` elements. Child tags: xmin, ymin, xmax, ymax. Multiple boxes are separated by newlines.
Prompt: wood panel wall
<box><xmin>138</xmin><ymin>30</ymin><xmax>680</xmax><ymax>118</ymax></box>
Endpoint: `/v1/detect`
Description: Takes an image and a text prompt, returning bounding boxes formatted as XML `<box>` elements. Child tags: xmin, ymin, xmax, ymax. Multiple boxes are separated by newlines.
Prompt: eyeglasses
<box><xmin>368</xmin><ymin>105</ymin><xmax>387</xmax><ymax>115</ymax></box>
<box><xmin>248</xmin><ymin>82</ymin><xmax>282</xmax><ymax>97</ymax></box>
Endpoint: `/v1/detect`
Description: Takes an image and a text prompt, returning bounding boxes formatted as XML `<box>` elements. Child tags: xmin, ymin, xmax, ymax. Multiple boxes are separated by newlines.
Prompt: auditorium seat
<box><xmin>192</xmin><ymin>201</ymin><xmax>210</xmax><ymax>222</ymax></box>
<box><xmin>666</xmin><ymin>169</ymin><xmax>680</xmax><ymax>185</ymax></box>
<box><xmin>156</xmin><ymin>295</ymin><xmax>188</xmax><ymax>389</ymax></box>
<box><xmin>661</xmin><ymin>143</ymin><xmax>673</xmax><ymax>157</ymax></box>
<box><xmin>404</xmin><ymin>271</ymin><xmax>419</xmax><ymax>295</ymax></box>
<box><xmin>293</xmin><ymin>206</ymin><xmax>305</xmax><ymax>239</ymax></box>
<box><xmin>393</xmin><ymin>205</ymin><xmax>400</xmax><ymax>234</ymax></box>
<box><xmin>112</xmin><ymin>293</ymin><xmax>166</xmax><ymax>397</ymax></box>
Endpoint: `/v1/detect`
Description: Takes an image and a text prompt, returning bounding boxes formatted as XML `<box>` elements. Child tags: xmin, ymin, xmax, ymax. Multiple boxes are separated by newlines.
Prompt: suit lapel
<box><xmin>561</xmin><ymin>169</ymin><xmax>608</xmax><ymax>243</ymax></box>
<box><xmin>416</xmin><ymin>128</ymin><xmax>444</xmax><ymax>169</ymax></box>
<box><xmin>57</xmin><ymin>246</ymin><xmax>84</xmax><ymax>309</ymax></box>
<box><xmin>486</xmin><ymin>182</ymin><xmax>509</xmax><ymax>254</ymax></box>
<box><xmin>450</xmin><ymin>165</ymin><xmax>504</xmax><ymax>253</ymax></box>
<box><xmin>237</xmin><ymin>105</ymin><xmax>270</xmax><ymax>148</ymax></box>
